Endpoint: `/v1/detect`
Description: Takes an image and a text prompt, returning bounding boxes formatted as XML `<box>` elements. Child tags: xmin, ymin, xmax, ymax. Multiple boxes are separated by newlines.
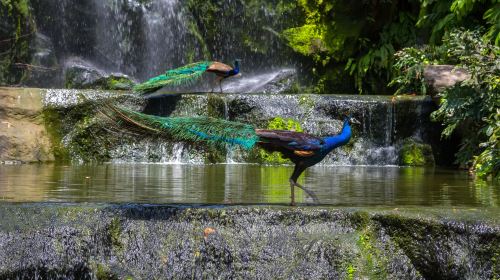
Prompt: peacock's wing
<box><xmin>206</xmin><ymin>62</ymin><xmax>233</xmax><ymax>76</ymax></box>
<box><xmin>133</xmin><ymin>61</ymin><xmax>214</xmax><ymax>93</ymax></box>
<box><xmin>256</xmin><ymin>129</ymin><xmax>324</xmax><ymax>157</ymax></box>
<box><xmin>103</xmin><ymin>104</ymin><xmax>259</xmax><ymax>149</ymax></box>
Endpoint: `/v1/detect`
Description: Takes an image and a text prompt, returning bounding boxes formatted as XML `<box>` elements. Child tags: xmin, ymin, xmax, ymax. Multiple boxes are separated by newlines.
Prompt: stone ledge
<box><xmin>0</xmin><ymin>204</ymin><xmax>498</xmax><ymax>279</ymax></box>
<box><xmin>0</xmin><ymin>87</ymin><xmax>53</xmax><ymax>162</ymax></box>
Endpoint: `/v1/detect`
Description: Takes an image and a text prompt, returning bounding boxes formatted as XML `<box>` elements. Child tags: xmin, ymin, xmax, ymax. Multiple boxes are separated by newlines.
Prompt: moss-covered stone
<box><xmin>105</xmin><ymin>75</ymin><xmax>134</xmax><ymax>90</ymax></box>
<box><xmin>42</xmin><ymin>108</ymin><xmax>70</xmax><ymax>161</ymax></box>
<box><xmin>96</xmin><ymin>264</ymin><xmax>119</xmax><ymax>280</ymax></box>
<box><xmin>399</xmin><ymin>138</ymin><xmax>434</xmax><ymax>166</ymax></box>
<box><xmin>64</xmin><ymin>62</ymin><xmax>134</xmax><ymax>90</ymax></box>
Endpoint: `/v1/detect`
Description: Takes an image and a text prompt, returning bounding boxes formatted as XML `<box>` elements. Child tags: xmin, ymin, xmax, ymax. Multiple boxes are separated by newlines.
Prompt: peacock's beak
<box><xmin>350</xmin><ymin>117</ymin><xmax>361</xmax><ymax>124</ymax></box>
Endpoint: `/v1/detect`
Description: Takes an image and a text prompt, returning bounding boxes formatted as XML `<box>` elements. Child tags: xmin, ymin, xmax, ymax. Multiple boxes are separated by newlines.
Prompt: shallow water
<box><xmin>0</xmin><ymin>164</ymin><xmax>497</xmax><ymax>206</ymax></box>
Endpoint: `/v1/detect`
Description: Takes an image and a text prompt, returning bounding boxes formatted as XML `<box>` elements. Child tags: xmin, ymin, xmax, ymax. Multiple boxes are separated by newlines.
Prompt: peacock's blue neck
<box><xmin>322</xmin><ymin>119</ymin><xmax>351</xmax><ymax>152</ymax></box>
<box><xmin>228</xmin><ymin>61</ymin><xmax>240</xmax><ymax>76</ymax></box>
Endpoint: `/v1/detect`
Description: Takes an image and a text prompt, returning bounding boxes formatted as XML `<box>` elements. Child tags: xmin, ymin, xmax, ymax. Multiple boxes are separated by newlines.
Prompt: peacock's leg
<box><xmin>211</xmin><ymin>76</ymin><xmax>223</xmax><ymax>93</ymax></box>
<box><xmin>294</xmin><ymin>181</ymin><xmax>319</xmax><ymax>203</ymax></box>
<box><xmin>289</xmin><ymin>164</ymin><xmax>306</xmax><ymax>206</ymax></box>
<box><xmin>219</xmin><ymin>78</ymin><xmax>224</xmax><ymax>93</ymax></box>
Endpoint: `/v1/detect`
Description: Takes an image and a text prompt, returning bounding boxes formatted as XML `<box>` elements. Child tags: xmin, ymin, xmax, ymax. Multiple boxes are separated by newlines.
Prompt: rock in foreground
<box><xmin>0</xmin><ymin>204</ymin><xmax>498</xmax><ymax>279</ymax></box>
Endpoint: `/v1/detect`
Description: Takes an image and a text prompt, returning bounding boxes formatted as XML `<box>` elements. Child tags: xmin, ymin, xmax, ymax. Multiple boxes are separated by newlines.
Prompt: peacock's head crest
<box><xmin>343</xmin><ymin>112</ymin><xmax>360</xmax><ymax>125</ymax></box>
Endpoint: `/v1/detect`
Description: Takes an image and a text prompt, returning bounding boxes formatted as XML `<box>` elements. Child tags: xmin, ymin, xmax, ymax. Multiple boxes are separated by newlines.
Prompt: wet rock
<box><xmin>0</xmin><ymin>204</ymin><xmax>497</xmax><ymax>279</ymax></box>
<box><xmin>0</xmin><ymin>87</ymin><xmax>54</xmax><ymax>163</ymax></box>
<box><xmin>64</xmin><ymin>58</ymin><xmax>134</xmax><ymax>90</ymax></box>
<box><xmin>424</xmin><ymin>65</ymin><xmax>470</xmax><ymax>95</ymax></box>
<box><xmin>2</xmin><ymin>88</ymin><xmax>447</xmax><ymax>164</ymax></box>
<box><xmin>255</xmin><ymin>68</ymin><xmax>299</xmax><ymax>94</ymax></box>
<box><xmin>64</xmin><ymin>58</ymin><xmax>104</xmax><ymax>89</ymax></box>
<box><xmin>222</xmin><ymin>69</ymin><xmax>298</xmax><ymax>94</ymax></box>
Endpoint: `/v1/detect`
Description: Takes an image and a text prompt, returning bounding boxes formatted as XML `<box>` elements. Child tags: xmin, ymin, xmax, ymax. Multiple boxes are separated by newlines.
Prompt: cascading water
<box><xmin>89</xmin><ymin>0</ymin><xmax>192</xmax><ymax>78</ymax></box>
<box><xmin>95</xmin><ymin>87</ymin><xmax>437</xmax><ymax>166</ymax></box>
<box><xmin>28</xmin><ymin>0</ymin><xmax>298</xmax><ymax>88</ymax></box>
<box><xmin>31</xmin><ymin>0</ymin><xmax>193</xmax><ymax>82</ymax></box>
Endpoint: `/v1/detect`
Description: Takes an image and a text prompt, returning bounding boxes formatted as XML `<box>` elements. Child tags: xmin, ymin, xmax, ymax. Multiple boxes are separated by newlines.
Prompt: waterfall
<box><xmin>94</xmin><ymin>92</ymin><xmax>436</xmax><ymax>166</ymax></box>
<box><xmin>31</xmin><ymin>0</ymin><xmax>190</xmax><ymax>81</ymax></box>
<box><xmin>92</xmin><ymin>0</ymin><xmax>189</xmax><ymax>79</ymax></box>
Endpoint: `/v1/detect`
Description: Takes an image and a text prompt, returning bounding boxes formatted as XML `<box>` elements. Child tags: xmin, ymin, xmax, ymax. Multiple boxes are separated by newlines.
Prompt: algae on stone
<box><xmin>399</xmin><ymin>138</ymin><xmax>435</xmax><ymax>166</ymax></box>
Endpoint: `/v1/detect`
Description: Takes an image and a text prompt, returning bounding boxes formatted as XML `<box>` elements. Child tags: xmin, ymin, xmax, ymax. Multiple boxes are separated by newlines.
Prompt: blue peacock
<box><xmin>133</xmin><ymin>60</ymin><xmax>241</xmax><ymax>94</ymax></box>
<box><xmin>105</xmin><ymin>104</ymin><xmax>357</xmax><ymax>205</ymax></box>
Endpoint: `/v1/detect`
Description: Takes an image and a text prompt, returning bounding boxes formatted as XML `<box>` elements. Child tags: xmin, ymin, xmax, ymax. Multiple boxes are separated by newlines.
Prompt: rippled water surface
<box><xmin>0</xmin><ymin>164</ymin><xmax>498</xmax><ymax>206</ymax></box>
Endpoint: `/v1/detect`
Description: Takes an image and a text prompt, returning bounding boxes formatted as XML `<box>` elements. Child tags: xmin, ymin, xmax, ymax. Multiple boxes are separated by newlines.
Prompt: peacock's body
<box><xmin>133</xmin><ymin>60</ymin><xmax>240</xmax><ymax>94</ymax></box>
<box><xmin>105</xmin><ymin>105</ymin><xmax>356</xmax><ymax>205</ymax></box>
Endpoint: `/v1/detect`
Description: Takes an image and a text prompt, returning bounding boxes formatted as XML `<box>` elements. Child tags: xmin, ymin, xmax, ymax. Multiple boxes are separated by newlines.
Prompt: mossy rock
<box><xmin>64</xmin><ymin>60</ymin><xmax>134</xmax><ymax>90</ymax></box>
<box><xmin>399</xmin><ymin>138</ymin><xmax>434</xmax><ymax>166</ymax></box>
<box><xmin>259</xmin><ymin>117</ymin><xmax>302</xmax><ymax>164</ymax></box>
<box><xmin>104</xmin><ymin>74</ymin><xmax>134</xmax><ymax>90</ymax></box>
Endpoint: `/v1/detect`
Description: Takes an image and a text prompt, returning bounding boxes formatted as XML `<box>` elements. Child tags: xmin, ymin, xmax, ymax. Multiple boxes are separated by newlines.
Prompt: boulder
<box><xmin>222</xmin><ymin>68</ymin><xmax>298</xmax><ymax>94</ymax></box>
<box><xmin>424</xmin><ymin>65</ymin><xmax>470</xmax><ymax>95</ymax></box>
<box><xmin>64</xmin><ymin>58</ymin><xmax>134</xmax><ymax>90</ymax></box>
<box><xmin>0</xmin><ymin>87</ymin><xmax>54</xmax><ymax>163</ymax></box>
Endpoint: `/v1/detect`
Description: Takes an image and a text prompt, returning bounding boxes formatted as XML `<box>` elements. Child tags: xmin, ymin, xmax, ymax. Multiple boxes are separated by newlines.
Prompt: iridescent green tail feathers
<box><xmin>133</xmin><ymin>61</ymin><xmax>213</xmax><ymax>93</ymax></box>
<box><xmin>105</xmin><ymin>105</ymin><xmax>259</xmax><ymax>149</ymax></box>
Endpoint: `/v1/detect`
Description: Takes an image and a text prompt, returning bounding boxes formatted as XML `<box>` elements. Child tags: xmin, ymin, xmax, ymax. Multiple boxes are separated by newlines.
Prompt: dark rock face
<box><xmin>0</xmin><ymin>0</ymin><xmax>36</xmax><ymax>85</ymax></box>
<box><xmin>0</xmin><ymin>204</ymin><xmax>498</xmax><ymax>279</ymax></box>
<box><xmin>22</xmin><ymin>33</ymin><xmax>60</xmax><ymax>88</ymax></box>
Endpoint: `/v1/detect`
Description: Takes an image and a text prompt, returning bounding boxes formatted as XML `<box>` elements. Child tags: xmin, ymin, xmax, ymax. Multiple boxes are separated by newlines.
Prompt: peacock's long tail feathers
<box><xmin>106</xmin><ymin>105</ymin><xmax>259</xmax><ymax>149</ymax></box>
<box><xmin>133</xmin><ymin>61</ymin><xmax>214</xmax><ymax>93</ymax></box>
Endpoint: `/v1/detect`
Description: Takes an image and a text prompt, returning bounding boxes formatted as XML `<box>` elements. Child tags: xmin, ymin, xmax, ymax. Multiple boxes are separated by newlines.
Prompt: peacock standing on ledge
<box><xmin>103</xmin><ymin>105</ymin><xmax>357</xmax><ymax>205</ymax></box>
<box><xmin>133</xmin><ymin>60</ymin><xmax>241</xmax><ymax>94</ymax></box>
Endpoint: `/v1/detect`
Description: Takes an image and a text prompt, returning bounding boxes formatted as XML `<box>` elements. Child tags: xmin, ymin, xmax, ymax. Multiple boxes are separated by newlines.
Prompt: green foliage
<box><xmin>427</xmin><ymin>28</ymin><xmax>499</xmax><ymax>179</ymax></box>
<box><xmin>391</xmin><ymin>28</ymin><xmax>499</xmax><ymax>178</ymax></box>
<box><xmin>388</xmin><ymin>47</ymin><xmax>428</xmax><ymax>95</ymax></box>
<box><xmin>282</xmin><ymin>0</ymin><xmax>418</xmax><ymax>93</ymax></box>
<box><xmin>417</xmin><ymin>0</ymin><xmax>500</xmax><ymax>46</ymax></box>
<box><xmin>473</xmin><ymin>110</ymin><xmax>500</xmax><ymax>179</ymax></box>
<box><xmin>279</xmin><ymin>0</ymin><xmax>498</xmax><ymax>93</ymax></box>
<box><xmin>0</xmin><ymin>0</ymin><xmax>34</xmax><ymax>85</ymax></box>
<box><xmin>282</xmin><ymin>24</ymin><xmax>326</xmax><ymax>61</ymax></box>
<box><xmin>186</xmin><ymin>0</ymin><xmax>300</xmax><ymax>65</ymax></box>
<box><xmin>259</xmin><ymin>117</ymin><xmax>302</xmax><ymax>164</ymax></box>
<box><xmin>388</xmin><ymin>44</ymin><xmax>449</xmax><ymax>95</ymax></box>
<box><xmin>483</xmin><ymin>3</ymin><xmax>500</xmax><ymax>45</ymax></box>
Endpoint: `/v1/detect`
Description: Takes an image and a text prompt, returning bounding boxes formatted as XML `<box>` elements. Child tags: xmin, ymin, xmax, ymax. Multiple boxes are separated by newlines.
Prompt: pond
<box><xmin>0</xmin><ymin>164</ymin><xmax>497</xmax><ymax>207</ymax></box>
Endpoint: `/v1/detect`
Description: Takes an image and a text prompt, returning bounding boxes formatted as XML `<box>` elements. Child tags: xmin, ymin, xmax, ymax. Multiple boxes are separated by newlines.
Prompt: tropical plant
<box><xmin>392</xmin><ymin>28</ymin><xmax>499</xmax><ymax>179</ymax></box>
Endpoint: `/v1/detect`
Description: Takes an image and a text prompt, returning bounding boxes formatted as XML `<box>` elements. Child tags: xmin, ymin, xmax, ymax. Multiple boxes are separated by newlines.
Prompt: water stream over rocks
<box><xmin>40</xmin><ymin>86</ymin><xmax>445</xmax><ymax>166</ymax></box>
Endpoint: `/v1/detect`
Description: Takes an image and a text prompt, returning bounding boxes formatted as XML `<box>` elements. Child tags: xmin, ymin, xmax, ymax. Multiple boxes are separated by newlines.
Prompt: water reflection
<box><xmin>0</xmin><ymin>164</ymin><xmax>498</xmax><ymax>207</ymax></box>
